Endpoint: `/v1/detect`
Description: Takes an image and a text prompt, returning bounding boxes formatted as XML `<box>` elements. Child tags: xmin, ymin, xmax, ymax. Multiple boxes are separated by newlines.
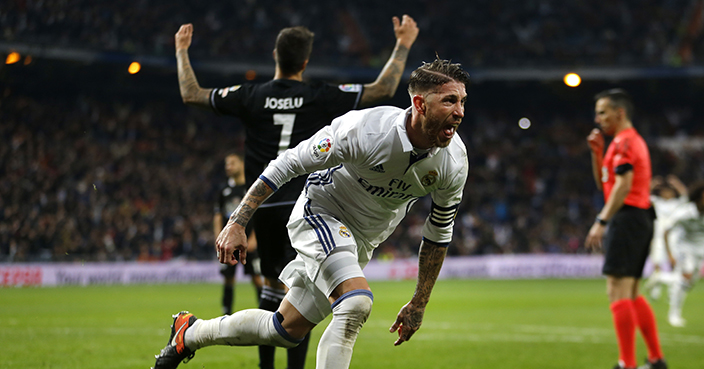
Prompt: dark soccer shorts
<box><xmin>602</xmin><ymin>205</ymin><xmax>655</xmax><ymax>278</ymax></box>
<box><xmin>220</xmin><ymin>249</ymin><xmax>259</xmax><ymax>278</ymax></box>
<box><xmin>251</xmin><ymin>204</ymin><xmax>299</xmax><ymax>279</ymax></box>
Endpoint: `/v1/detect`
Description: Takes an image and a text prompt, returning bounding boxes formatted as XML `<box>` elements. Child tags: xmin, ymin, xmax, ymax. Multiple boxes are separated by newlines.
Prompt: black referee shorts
<box><xmin>602</xmin><ymin>205</ymin><xmax>655</xmax><ymax>278</ymax></box>
<box><xmin>251</xmin><ymin>204</ymin><xmax>298</xmax><ymax>279</ymax></box>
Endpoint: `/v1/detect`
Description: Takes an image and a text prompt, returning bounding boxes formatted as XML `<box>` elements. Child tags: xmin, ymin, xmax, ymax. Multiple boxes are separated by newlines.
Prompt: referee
<box><xmin>585</xmin><ymin>89</ymin><xmax>667</xmax><ymax>369</ymax></box>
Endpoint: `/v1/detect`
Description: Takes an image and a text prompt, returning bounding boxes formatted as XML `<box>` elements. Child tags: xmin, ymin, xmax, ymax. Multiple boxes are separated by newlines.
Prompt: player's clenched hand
<box><xmin>585</xmin><ymin>221</ymin><xmax>605</xmax><ymax>251</ymax></box>
<box><xmin>175</xmin><ymin>24</ymin><xmax>194</xmax><ymax>52</ymax></box>
<box><xmin>215</xmin><ymin>222</ymin><xmax>247</xmax><ymax>266</ymax></box>
<box><xmin>587</xmin><ymin>128</ymin><xmax>604</xmax><ymax>155</ymax></box>
<box><xmin>389</xmin><ymin>301</ymin><xmax>425</xmax><ymax>346</ymax></box>
<box><xmin>392</xmin><ymin>15</ymin><xmax>419</xmax><ymax>48</ymax></box>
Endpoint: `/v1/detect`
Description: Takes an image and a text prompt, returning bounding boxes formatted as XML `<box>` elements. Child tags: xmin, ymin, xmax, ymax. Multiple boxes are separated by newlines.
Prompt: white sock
<box><xmin>668</xmin><ymin>276</ymin><xmax>689</xmax><ymax>318</ymax></box>
<box><xmin>659</xmin><ymin>271</ymin><xmax>680</xmax><ymax>284</ymax></box>
<box><xmin>316</xmin><ymin>290</ymin><xmax>373</xmax><ymax>369</ymax></box>
<box><xmin>184</xmin><ymin>309</ymin><xmax>301</xmax><ymax>351</ymax></box>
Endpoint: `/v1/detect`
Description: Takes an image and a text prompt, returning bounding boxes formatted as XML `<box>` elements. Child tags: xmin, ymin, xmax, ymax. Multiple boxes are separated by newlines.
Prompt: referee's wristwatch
<box><xmin>595</xmin><ymin>216</ymin><xmax>608</xmax><ymax>226</ymax></box>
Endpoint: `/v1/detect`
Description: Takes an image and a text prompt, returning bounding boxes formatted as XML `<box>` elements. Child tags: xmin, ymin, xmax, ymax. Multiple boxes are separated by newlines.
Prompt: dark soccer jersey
<box><xmin>214</xmin><ymin>178</ymin><xmax>248</xmax><ymax>226</ymax></box>
<box><xmin>602</xmin><ymin>127</ymin><xmax>652</xmax><ymax>209</ymax></box>
<box><xmin>210</xmin><ymin>79</ymin><xmax>362</xmax><ymax>205</ymax></box>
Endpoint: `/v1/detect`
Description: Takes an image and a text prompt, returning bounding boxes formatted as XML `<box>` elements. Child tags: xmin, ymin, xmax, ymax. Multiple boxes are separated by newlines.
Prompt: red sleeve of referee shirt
<box><xmin>612</xmin><ymin>128</ymin><xmax>652</xmax><ymax>209</ymax></box>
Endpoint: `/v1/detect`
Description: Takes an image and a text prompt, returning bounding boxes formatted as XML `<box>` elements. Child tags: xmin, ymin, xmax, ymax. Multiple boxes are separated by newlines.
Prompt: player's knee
<box><xmin>270</xmin><ymin>311</ymin><xmax>304</xmax><ymax>349</ymax></box>
<box><xmin>331</xmin><ymin>290</ymin><xmax>374</xmax><ymax>325</ymax></box>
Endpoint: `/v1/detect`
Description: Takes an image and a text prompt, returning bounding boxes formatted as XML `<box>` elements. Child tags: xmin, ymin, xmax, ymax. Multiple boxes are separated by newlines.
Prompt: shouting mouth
<box><xmin>441</xmin><ymin>124</ymin><xmax>459</xmax><ymax>140</ymax></box>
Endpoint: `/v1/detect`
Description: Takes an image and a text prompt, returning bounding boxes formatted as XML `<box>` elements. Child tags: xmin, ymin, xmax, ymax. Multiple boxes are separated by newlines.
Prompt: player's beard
<box><xmin>422</xmin><ymin>112</ymin><xmax>454</xmax><ymax>148</ymax></box>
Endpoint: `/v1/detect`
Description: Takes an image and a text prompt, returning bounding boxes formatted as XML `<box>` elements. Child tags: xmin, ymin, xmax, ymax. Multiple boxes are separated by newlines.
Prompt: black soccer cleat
<box><xmin>638</xmin><ymin>358</ymin><xmax>668</xmax><ymax>369</ymax></box>
<box><xmin>152</xmin><ymin>311</ymin><xmax>197</xmax><ymax>369</ymax></box>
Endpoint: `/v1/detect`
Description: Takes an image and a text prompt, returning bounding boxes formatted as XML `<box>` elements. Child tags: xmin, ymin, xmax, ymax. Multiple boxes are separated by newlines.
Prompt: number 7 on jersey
<box><xmin>273</xmin><ymin>113</ymin><xmax>296</xmax><ymax>155</ymax></box>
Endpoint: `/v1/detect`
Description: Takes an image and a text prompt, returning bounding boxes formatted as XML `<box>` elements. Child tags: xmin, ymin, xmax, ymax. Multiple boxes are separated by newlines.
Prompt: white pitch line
<box><xmin>366</xmin><ymin>321</ymin><xmax>704</xmax><ymax>345</ymax></box>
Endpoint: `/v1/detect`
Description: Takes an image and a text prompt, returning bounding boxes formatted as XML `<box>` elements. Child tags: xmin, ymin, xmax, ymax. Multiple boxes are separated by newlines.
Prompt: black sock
<box><xmin>255</xmin><ymin>286</ymin><xmax>263</xmax><ymax>305</ymax></box>
<box><xmin>286</xmin><ymin>332</ymin><xmax>311</xmax><ymax>369</ymax></box>
<box><xmin>222</xmin><ymin>284</ymin><xmax>234</xmax><ymax>315</ymax></box>
<box><xmin>259</xmin><ymin>286</ymin><xmax>286</xmax><ymax>369</ymax></box>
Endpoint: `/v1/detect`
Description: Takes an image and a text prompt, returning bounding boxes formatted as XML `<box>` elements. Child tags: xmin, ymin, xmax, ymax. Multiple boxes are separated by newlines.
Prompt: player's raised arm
<box><xmin>667</xmin><ymin>174</ymin><xmax>688</xmax><ymax>198</ymax></box>
<box><xmin>390</xmin><ymin>239</ymin><xmax>448</xmax><ymax>346</ymax></box>
<box><xmin>359</xmin><ymin>15</ymin><xmax>419</xmax><ymax>107</ymax></box>
<box><xmin>175</xmin><ymin>24</ymin><xmax>214</xmax><ymax>108</ymax></box>
<box><xmin>587</xmin><ymin>128</ymin><xmax>605</xmax><ymax>191</ymax></box>
<box><xmin>216</xmin><ymin>179</ymin><xmax>274</xmax><ymax>265</ymax></box>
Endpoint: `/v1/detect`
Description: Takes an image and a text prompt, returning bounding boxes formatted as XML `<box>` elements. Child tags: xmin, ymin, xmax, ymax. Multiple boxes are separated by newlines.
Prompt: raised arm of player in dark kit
<box><xmin>359</xmin><ymin>15</ymin><xmax>419</xmax><ymax>107</ymax></box>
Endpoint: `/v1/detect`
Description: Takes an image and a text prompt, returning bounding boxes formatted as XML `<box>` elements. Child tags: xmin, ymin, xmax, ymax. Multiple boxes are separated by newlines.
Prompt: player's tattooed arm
<box><xmin>175</xmin><ymin>24</ymin><xmax>213</xmax><ymax>108</ymax></box>
<box><xmin>390</xmin><ymin>240</ymin><xmax>447</xmax><ymax>345</ymax></box>
<box><xmin>360</xmin><ymin>15</ymin><xmax>418</xmax><ymax>107</ymax></box>
<box><xmin>412</xmin><ymin>240</ymin><xmax>448</xmax><ymax>307</ymax></box>
<box><xmin>176</xmin><ymin>49</ymin><xmax>213</xmax><ymax>108</ymax></box>
<box><xmin>227</xmin><ymin>179</ymin><xmax>274</xmax><ymax>227</ymax></box>
<box><xmin>217</xmin><ymin>179</ymin><xmax>273</xmax><ymax>265</ymax></box>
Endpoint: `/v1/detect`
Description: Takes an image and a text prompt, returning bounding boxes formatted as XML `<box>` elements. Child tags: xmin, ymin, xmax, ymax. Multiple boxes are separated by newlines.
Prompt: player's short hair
<box><xmin>275</xmin><ymin>26</ymin><xmax>315</xmax><ymax>76</ymax></box>
<box><xmin>688</xmin><ymin>180</ymin><xmax>704</xmax><ymax>203</ymax></box>
<box><xmin>408</xmin><ymin>57</ymin><xmax>470</xmax><ymax>95</ymax></box>
<box><xmin>594</xmin><ymin>88</ymin><xmax>634</xmax><ymax>121</ymax></box>
<box><xmin>654</xmin><ymin>183</ymin><xmax>677</xmax><ymax>197</ymax></box>
<box><xmin>225</xmin><ymin>152</ymin><xmax>243</xmax><ymax>161</ymax></box>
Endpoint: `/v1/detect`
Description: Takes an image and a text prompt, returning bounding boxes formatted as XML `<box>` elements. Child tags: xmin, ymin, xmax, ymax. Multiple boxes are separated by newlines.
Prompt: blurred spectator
<box><xmin>0</xmin><ymin>93</ymin><xmax>243</xmax><ymax>262</ymax></box>
<box><xmin>1</xmin><ymin>0</ymin><xmax>695</xmax><ymax>68</ymax></box>
<box><xmin>3</xmin><ymin>85</ymin><xmax>704</xmax><ymax>261</ymax></box>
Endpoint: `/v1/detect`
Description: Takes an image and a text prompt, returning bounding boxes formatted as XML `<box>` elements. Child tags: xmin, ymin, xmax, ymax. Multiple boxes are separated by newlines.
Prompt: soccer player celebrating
<box><xmin>643</xmin><ymin>175</ymin><xmax>689</xmax><ymax>300</ymax></box>
<box><xmin>175</xmin><ymin>15</ymin><xmax>418</xmax><ymax>369</ymax></box>
<box><xmin>152</xmin><ymin>58</ymin><xmax>470</xmax><ymax>369</ymax></box>
<box><xmin>585</xmin><ymin>89</ymin><xmax>667</xmax><ymax>369</ymax></box>
<box><xmin>661</xmin><ymin>181</ymin><xmax>704</xmax><ymax>327</ymax></box>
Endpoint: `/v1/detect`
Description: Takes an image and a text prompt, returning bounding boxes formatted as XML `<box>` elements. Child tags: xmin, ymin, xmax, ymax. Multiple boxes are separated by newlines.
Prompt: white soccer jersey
<box><xmin>652</xmin><ymin>195</ymin><xmax>689</xmax><ymax>224</ymax></box>
<box><xmin>261</xmin><ymin>106</ymin><xmax>469</xmax><ymax>250</ymax></box>
<box><xmin>666</xmin><ymin>203</ymin><xmax>704</xmax><ymax>255</ymax></box>
<box><xmin>650</xmin><ymin>195</ymin><xmax>689</xmax><ymax>263</ymax></box>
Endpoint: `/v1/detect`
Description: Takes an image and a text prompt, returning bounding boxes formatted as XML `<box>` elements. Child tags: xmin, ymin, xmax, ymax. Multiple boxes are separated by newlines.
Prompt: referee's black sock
<box><xmin>258</xmin><ymin>286</ymin><xmax>286</xmax><ymax>369</ymax></box>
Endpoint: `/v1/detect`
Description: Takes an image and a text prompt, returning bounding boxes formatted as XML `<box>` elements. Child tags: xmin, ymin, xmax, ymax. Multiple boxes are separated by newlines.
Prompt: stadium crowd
<box><xmin>1</xmin><ymin>0</ymin><xmax>696</xmax><ymax>68</ymax></box>
<box><xmin>2</xmin><ymin>87</ymin><xmax>702</xmax><ymax>262</ymax></box>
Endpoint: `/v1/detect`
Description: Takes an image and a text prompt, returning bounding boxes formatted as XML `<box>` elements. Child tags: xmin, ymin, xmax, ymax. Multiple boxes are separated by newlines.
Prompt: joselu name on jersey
<box><xmin>264</xmin><ymin>97</ymin><xmax>304</xmax><ymax>110</ymax></box>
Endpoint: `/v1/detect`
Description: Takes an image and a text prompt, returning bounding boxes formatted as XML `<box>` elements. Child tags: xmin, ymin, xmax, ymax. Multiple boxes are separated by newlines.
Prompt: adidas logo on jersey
<box><xmin>369</xmin><ymin>164</ymin><xmax>385</xmax><ymax>173</ymax></box>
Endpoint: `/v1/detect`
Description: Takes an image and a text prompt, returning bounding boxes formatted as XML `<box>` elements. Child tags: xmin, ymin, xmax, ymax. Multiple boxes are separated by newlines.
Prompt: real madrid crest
<box><xmin>421</xmin><ymin>170</ymin><xmax>438</xmax><ymax>187</ymax></box>
<box><xmin>339</xmin><ymin>226</ymin><xmax>351</xmax><ymax>238</ymax></box>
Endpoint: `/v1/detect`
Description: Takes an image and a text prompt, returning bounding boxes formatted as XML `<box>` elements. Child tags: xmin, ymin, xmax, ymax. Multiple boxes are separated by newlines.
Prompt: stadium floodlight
<box><xmin>128</xmin><ymin>62</ymin><xmax>141</xmax><ymax>74</ymax></box>
<box><xmin>6</xmin><ymin>52</ymin><xmax>20</xmax><ymax>64</ymax></box>
<box><xmin>518</xmin><ymin>117</ymin><xmax>531</xmax><ymax>130</ymax></box>
<box><xmin>563</xmin><ymin>73</ymin><xmax>581</xmax><ymax>87</ymax></box>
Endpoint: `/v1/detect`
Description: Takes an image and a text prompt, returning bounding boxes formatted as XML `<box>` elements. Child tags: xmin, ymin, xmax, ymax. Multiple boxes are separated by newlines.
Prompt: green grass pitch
<box><xmin>2</xmin><ymin>278</ymin><xmax>703</xmax><ymax>368</ymax></box>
